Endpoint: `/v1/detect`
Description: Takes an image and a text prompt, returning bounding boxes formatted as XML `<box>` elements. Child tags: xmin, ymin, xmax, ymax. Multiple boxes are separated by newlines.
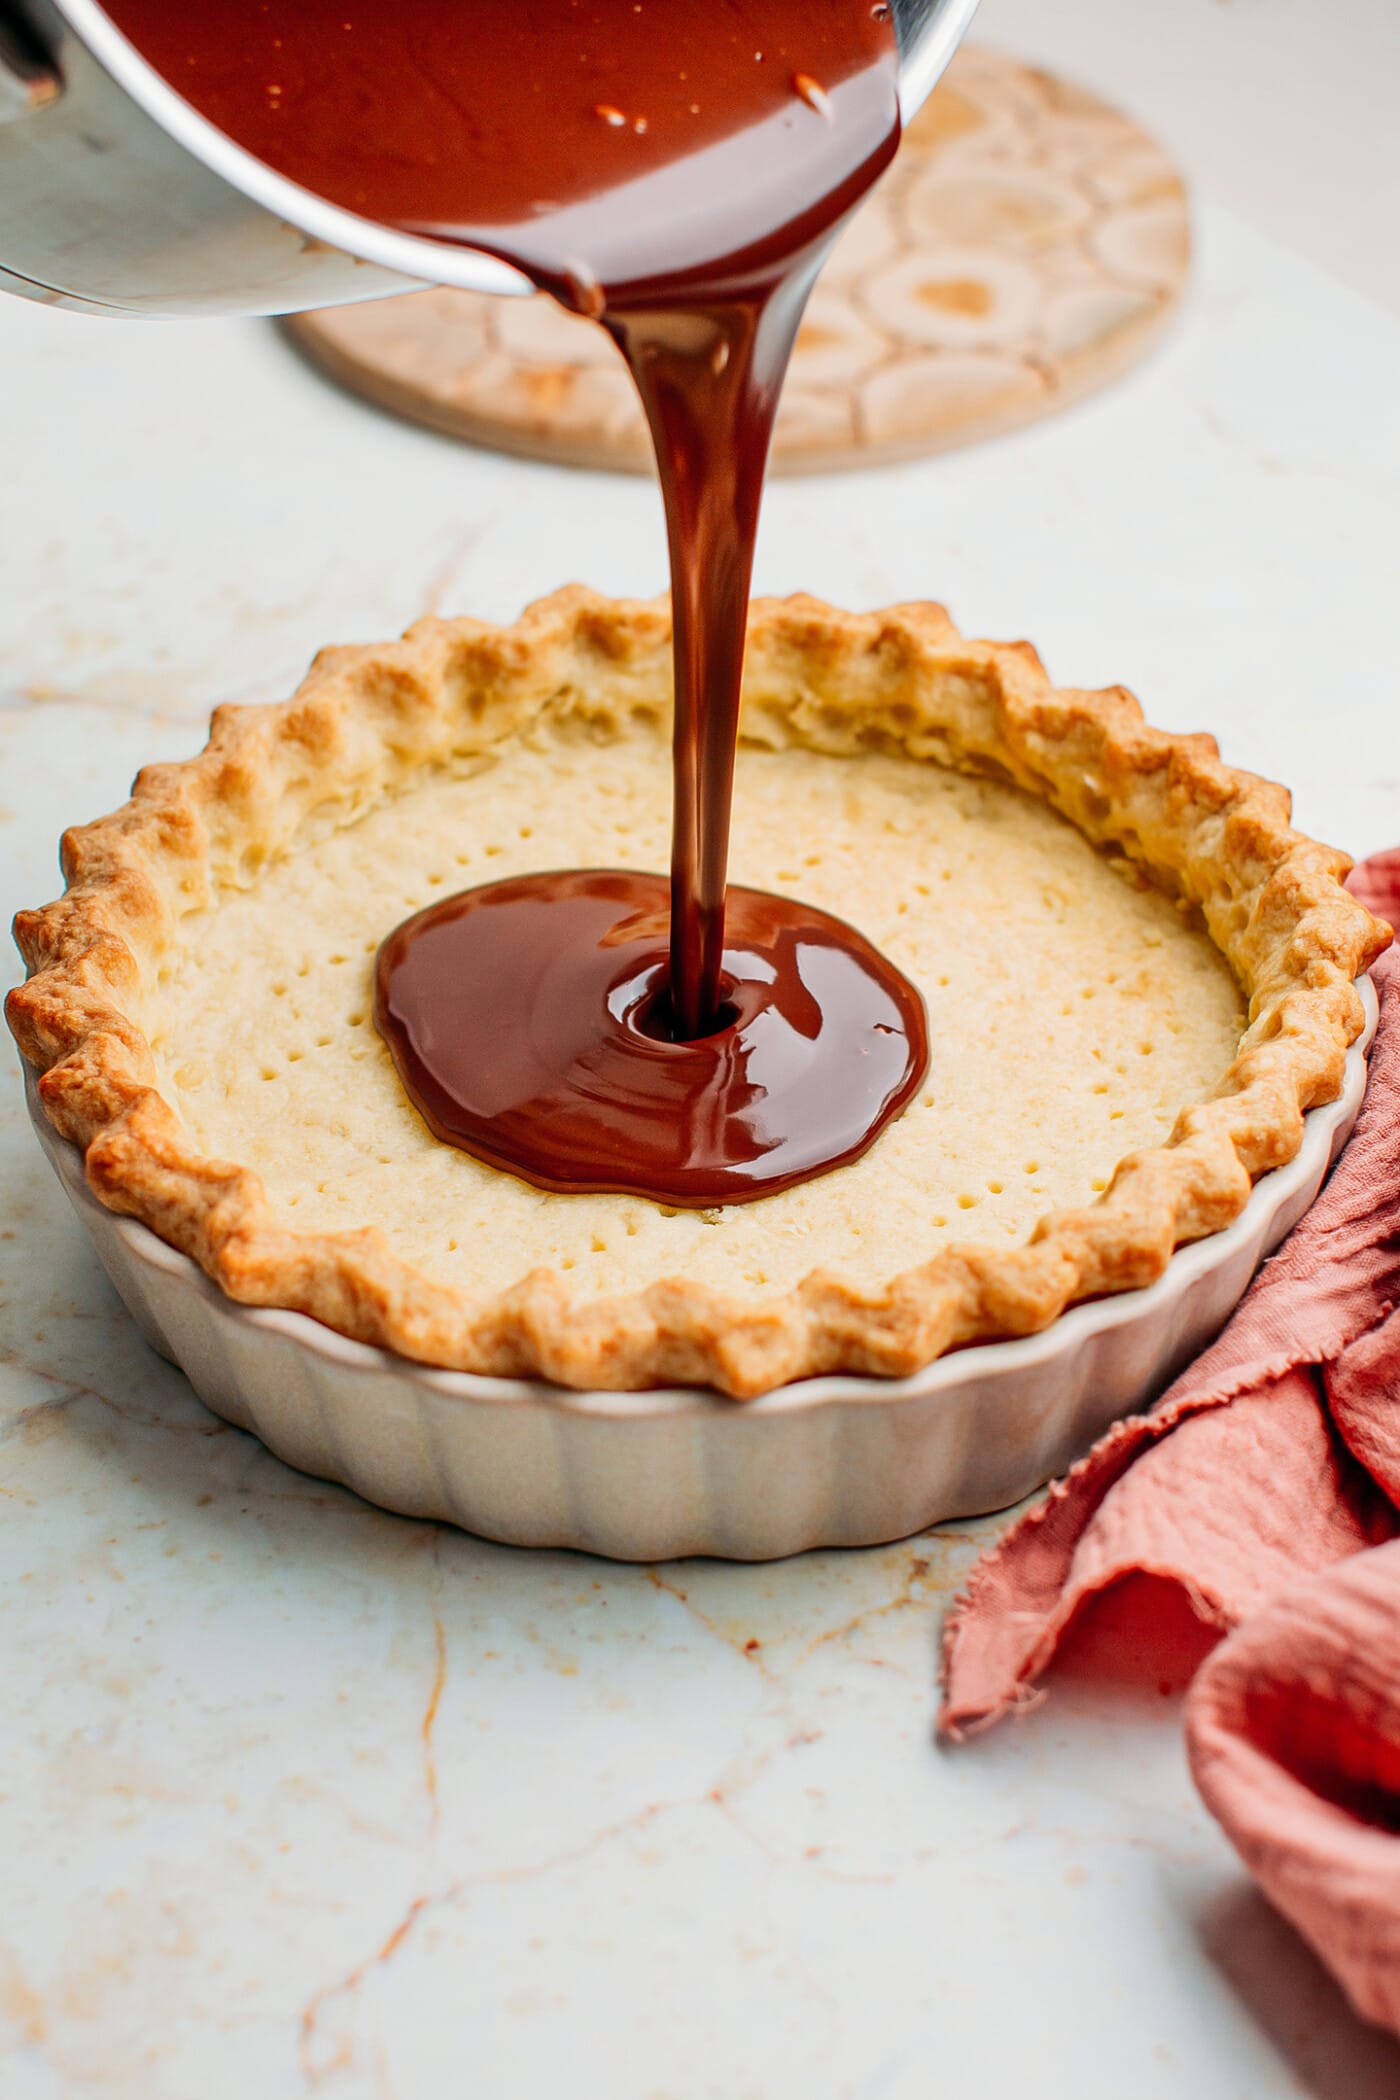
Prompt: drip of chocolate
<box><xmin>109</xmin><ymin>0</ymin><xmax>930</xmax><ymax>1205</ymax></box>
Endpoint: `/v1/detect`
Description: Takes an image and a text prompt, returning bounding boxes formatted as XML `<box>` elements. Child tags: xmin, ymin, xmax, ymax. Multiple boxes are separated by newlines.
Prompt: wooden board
<box><xmin>284</xmin><ymin>49</ymin><xmax>1191</xmax><ymax>475</ymax></box>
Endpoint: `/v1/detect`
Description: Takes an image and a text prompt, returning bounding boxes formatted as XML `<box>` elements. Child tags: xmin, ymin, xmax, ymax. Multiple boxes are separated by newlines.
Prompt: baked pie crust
<box><xmin>8</xmin><ymin>591</ymin><xmax>1388</xmax><ymax>1396</ymax></box>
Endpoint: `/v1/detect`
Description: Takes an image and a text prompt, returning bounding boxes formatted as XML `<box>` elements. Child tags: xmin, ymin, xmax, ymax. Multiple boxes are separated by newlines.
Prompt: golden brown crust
<box><xmin>7</xmin><ymin>590</ymin><xmax>1390</xmax><ymax>1397</ymax></box>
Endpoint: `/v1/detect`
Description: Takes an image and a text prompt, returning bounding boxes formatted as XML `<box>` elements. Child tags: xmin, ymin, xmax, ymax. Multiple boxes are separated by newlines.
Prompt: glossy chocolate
<box><xmin>108</xmin><ymin>0</ymin><xmax>929</xmax><ymax>1203</ymax></box>
<box><xmin>375</xmin><ymin>870</ymin><xmax>928</xmax><ymax>1205</ymax></box>
<box><xmin>103</xmin><ymin>1</ymin><xmax>899</xmax><ymax>301</ymax></box>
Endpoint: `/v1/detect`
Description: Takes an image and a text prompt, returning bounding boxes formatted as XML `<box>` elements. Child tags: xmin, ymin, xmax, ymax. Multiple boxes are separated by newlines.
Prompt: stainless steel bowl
<box><xmin>21</xmin><ymin>974</ymin><xmax>1377</xmax><ymax>1561</ymax></box>
<box><xmin>0</xmin><ymin>0</ymin><xmax>981</xmax><ymax>316</ymax></box>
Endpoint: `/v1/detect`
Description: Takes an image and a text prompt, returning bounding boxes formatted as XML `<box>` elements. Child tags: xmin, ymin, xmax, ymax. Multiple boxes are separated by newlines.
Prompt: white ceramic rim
<box><xmin>25</xmin><ymin>973</ymin><xmax>1379</xmax><ymax>1422</ymax></box>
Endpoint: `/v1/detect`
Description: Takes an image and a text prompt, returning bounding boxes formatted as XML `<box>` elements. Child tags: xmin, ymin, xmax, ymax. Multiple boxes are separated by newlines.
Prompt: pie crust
<box><xmin>8</xmin><ymin>591</ymin><xmax>1388</xmax><ymax>1396</ymax></box>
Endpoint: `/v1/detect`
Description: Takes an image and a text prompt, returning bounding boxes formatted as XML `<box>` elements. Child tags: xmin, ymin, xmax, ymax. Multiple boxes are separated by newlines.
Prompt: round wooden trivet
<box><xmin>284</xmin><ymin>49</ymin><xmax>1190</xmax><ymax>474</ymax></box>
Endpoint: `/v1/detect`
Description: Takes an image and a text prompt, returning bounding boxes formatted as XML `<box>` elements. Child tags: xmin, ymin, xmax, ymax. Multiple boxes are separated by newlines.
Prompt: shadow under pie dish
<box><xmin>8</xmin><ymin>594</ymin><xmax>1388</xmax><ymax>1458</ymax></box>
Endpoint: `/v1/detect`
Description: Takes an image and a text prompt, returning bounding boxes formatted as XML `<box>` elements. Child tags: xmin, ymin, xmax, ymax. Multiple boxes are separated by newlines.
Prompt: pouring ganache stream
<box><xmin>106</xmin><ymin>0</ymin><xmax>930</xmax><ymax>1204</ymax></box>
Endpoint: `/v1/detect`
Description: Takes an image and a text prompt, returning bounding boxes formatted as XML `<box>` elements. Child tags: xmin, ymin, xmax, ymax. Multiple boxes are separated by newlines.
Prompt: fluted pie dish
<box><xmin>8</xmin><ymin>593</ymin><xmax>1387</xmax><ymax>1445</ymax></box>
<box><xmin>21</xmin><ymin>1029</ymin><xmax>1374</xmax><ymax>1558</ymax></box>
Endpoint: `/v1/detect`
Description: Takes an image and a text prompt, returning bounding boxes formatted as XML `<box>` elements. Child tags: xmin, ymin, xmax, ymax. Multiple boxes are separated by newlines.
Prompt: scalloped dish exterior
<box><xmin>7</xmin><ymin>591</ymin><xmax>1389</xmax><ymax>1397</ymax></box>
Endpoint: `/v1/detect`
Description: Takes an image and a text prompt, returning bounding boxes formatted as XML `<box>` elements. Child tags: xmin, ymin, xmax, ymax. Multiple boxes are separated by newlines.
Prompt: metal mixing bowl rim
<box><xmin>57</xmin><ymin>0</ymin><xmax>984</xmax><ymax>303</ymax></box>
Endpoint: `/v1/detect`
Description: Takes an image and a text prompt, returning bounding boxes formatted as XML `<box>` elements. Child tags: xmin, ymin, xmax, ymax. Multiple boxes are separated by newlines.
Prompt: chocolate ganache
<box><xmin>106</xmin><ymin>0</ymin><xmax>930</xmax><ymax>1205</ymax></box>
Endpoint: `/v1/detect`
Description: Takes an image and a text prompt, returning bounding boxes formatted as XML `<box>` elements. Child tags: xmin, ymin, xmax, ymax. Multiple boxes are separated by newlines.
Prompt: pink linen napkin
<box><xmin>940</xmin><ymin>848</ymin><xmax>1400</xmax><ymax>2036</ymax></box>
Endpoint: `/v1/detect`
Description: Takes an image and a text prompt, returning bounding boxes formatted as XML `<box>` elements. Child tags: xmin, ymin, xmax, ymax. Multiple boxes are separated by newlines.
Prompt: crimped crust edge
<box><xmin>8</xmin><ymin>589</ymin><xmax>1389</xmax><ymax>1397</ymax></box>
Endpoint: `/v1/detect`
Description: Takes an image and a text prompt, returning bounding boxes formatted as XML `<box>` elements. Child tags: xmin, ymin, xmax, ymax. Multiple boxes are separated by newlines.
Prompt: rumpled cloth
<box><xmin>941</xmin><ymin>848</ymin><xmax>1400</xmax><ymax>2036</ymax></box>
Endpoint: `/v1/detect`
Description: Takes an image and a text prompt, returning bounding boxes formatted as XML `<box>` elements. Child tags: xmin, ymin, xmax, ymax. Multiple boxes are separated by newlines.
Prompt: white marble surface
<box><xmin>5</xmin><ymin>12</ymin><xmax>1400</xmax><ymax>2097</ymax></box>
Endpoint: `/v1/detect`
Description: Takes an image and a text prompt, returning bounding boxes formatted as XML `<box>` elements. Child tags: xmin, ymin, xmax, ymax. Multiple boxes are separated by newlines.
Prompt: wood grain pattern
<box><xmin>285</xmin><ymin>49</ymin><xmax>1191</xmax><ymax>474</ymax></box>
